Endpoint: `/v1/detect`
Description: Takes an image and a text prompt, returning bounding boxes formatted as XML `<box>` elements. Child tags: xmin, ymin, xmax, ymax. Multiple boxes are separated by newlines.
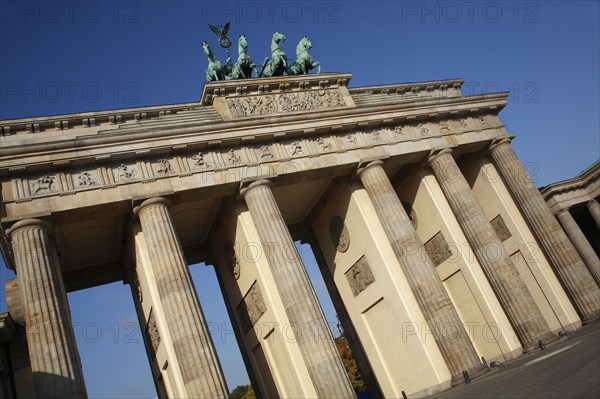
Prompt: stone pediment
<box><xmin>200</xmin><ymin>73</ymin><xmax>355</xmax><ymax>120</ymax></box>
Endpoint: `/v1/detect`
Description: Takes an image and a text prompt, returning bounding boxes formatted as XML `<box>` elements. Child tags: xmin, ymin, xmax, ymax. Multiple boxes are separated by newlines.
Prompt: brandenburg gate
<box><xmin>1</xmin><ymin>72</ymin><xmax>599</xmax><ymax>398</ymax></box>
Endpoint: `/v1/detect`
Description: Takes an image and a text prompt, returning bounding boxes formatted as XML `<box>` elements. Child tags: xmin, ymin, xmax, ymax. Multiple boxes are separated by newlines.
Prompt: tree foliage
<box><xmin>336</xmin><ymin>336</ymin><xmax>366</xmax><ymax>392</ymax></box>
<box><xmin>229</xmin><ymin>384</ymin><xmax>255</xmax><ymax>399</ymax></box>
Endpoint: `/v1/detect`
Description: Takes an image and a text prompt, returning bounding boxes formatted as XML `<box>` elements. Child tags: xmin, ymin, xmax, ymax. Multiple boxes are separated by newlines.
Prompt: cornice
<box><xmin>348</xmin><ymin>78</ymin><xmax>464</xmax><ymax>95</ymax></box>
<box><xmin>0</xmin><ymin>92</ymin><xmax>508</xmax><ymax>168</ymax></box>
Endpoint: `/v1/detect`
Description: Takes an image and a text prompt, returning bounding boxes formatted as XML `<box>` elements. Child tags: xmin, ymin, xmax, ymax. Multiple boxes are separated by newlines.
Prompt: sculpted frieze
<box><xmin>424</xmin><ymin>231</ymin><xmax>453</xmax><ymax>267</ymax></box>
<box><xmin>75</xmin><ymin>170</ymin><xmax>99</xmax><ymax>187</ymax></box>
<box><xmin>287</xmin><ymin>141</ymin><xmax>303</xmax><ymax>157</ymax></box>
<box><xmin>345</xmin><ymin>256</ymin><xmax>375</xmax><ymax>296</ymax></box>
<box><xmin>226</xmin><ymin>88</ymin><xmax>346</xmax><ymax>118</ymax></box>
<box><xmin>4</xmin><ymin>116</ymin><xmax>500</xmax><ymax>202</ymax></box>
<box><xmin>31</xmin><ymin>175</ymin><xmax>58</xmax><ymax>194</ymax></box>
<box><xmin>153</xmin><ymin>159</ymin><xmax>172</xmax><ymax>175</ymax></box>
<box><xmin>330</xmin><ymin>216</ymin><xmax>350</xmax><ymax>253</ymax></box>
<box><xmin>117</xmin><ymin>163</ymin><xmax>138</xmax><ymax>182</ymax></box>
<box><xmin>237</xmin><ymin>281</ymin><xmax>267</xmax><ymax>333</ymax></box>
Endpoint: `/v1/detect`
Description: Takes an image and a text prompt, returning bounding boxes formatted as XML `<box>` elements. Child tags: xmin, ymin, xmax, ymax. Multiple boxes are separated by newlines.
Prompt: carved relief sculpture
<box><xmin>192</xmin><ymin>152</ymin><xmax>206</xmax><ymax>168</ymax></box>
<box><xmin>226</xmin><ymin>89</ymin><xmax>345</xmax><ymax>118</ymax></box>
<box><xmin>345</xmin><ymin>256</ymin><xmax>375</xmax><ymax>296</ymax></box>
<box><xmin>118</xmin><ymin>164</ymin><xmax>138</xmax><ymax>181</ymax></box>
<box><xmin>33</xmin><ymin>175</ymin><xmax>55</xmax><ymax>193</ymax></box>
<box><xmin>236</xmin><ymin>281</ymin><xmax>267</xmax><ymax>333</ymax></box>
<box><xmin>288</xmin><ymin>141</ymin><xmax>303</xmax><ymax>157</ymax></box>
<box><xmin>491</xmin><ymin>214</ymin><xmax>512</xmax><ymax>242</ymax></box>
<box><xmin>76</xmin><ymin>171</ymin><xmax>97</xmax><ymax>186</ymax></box>
<box><xmin>146</xmin><ymin>309</ymin><xmax>161</xmax><ymax>355</ymax></box>
<box><xmin>155</xmin><ymin>159</ymin><xmax>172</xmax><ymax>175</ymax></box>
<box><xmin>226</xmin><ymin>149</ymin><xmax>241</xmax><ymax>165</ymax></box>
<box><xmin>329</xmin><ymin>215</ymin><xmax>350</xmax><ymax>253</ymax></box>
<box><xmin>225</xmin><ymin>240</ymin><xmax>240</xmax><ymax>280</ymax></box>
<box><xmin>257</xmin><ymin>145</ymin><xmax>273</xmax><ymax>160</ymax></box>
<box><xmin>424</xmin><ymin>231</ymin><xmax>453</xmax><ymax>267</ymax></box>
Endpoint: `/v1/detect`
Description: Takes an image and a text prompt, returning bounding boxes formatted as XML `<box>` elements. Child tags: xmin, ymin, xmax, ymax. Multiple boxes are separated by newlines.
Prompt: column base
<box><xmin>582</xmin><ymin>311</ymin><xmax>600</xmax><ymax>325</ymax></box>
<box><xmin>522</xmin><ymin>331</ymin><xmax>560</xmax><ymax>353</ymax></box>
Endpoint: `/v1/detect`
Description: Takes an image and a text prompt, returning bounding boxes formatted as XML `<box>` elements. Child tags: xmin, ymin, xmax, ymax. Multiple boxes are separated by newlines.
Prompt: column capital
<box><xmin>6</xmin><ymin>218</ymin><xmax>51</xmax><ymax>238</ymax></box>
<box><xmin>356</xmin><ymin>159</ymin><xmax>384</xmax><ymax>178</ymax></box>
<box><xmin>427</xmin><ymin>147</ymin><xmax>454</xmax><ymax>164</ymax></box>
<box><xmin>133</xmin><ymin>196</ymin><xmax>171</xmax><ymax>217</ymax></box>
<box><xmin>555</xmin><ymin>207</ymin><xmax>572</xmax><ymax>216</ymax></box>
<box><xmin>489</xmin><ymin>135</ymin><xmax>516</xmax><ymax>152</ymax></box>
<box><xmin>239</xmin><ymin>179</ymin><xmax>273</xmax><ymax>198</ymax></box>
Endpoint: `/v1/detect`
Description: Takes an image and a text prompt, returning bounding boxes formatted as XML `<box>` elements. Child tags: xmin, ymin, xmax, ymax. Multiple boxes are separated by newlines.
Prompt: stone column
<box><xmin>7</xmin><ymin>219</ymin><xmax>87</xmax><ymax>399</ymax></box>
<box><xmin>588</xmin><ymin>199</ymin><xmax>600</xmax><ymax>231</ymax></box>
<box><xmin>240</xmin><ymin>180</ymin><xmax>355</xmax><ymax>398</ymax></box>
<box><xmin>556</xmin><ymin>209</ymin><xmax>600</xmax><ymax>287</ymax></box>
<box><xmin>489</xmin><ymin>137</ymin><xmax>600</xmax><ymax>322</ymax></box>
<box><xmin>357</xmin><ymin>160</ymin><xmax>486</xmax><ymax>383</ymax></box>
<box><xmin>134</xmin><ymin>197</ymin><xmax>228</xmax><ymax>398</ymax></box>
<box><xmin>428</xmin><ymin>149</ymin><xmax>555</xmax><ymax>351</ymax></box>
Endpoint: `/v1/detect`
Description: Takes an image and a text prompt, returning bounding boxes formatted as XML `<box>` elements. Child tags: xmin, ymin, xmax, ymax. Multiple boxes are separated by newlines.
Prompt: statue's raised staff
<box><xmin>259</xmin><ymin>32</ymin><xmax>287</xmax><ymax>77</ymax></box>
<box><xmin>231</xmin><ymin>35</ymin><xmax>256</xmax><ymax>79</ymax></box>
<box><xmin>202</xmin><ymin>41</ymin><xmax>225</xmax><ymax>81</ymax></box>
<box><xmin>287</xmin><ymin>36</ymin><xmax>320</xmax><ymax>75</ymax></box>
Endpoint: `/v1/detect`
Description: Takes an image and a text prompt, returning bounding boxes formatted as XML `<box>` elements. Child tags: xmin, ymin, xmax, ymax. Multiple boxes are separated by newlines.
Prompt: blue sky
<box><xmin>0</xmin><ymin>1</ymin><xmax>599</xmax><ymax>397</ymax></box>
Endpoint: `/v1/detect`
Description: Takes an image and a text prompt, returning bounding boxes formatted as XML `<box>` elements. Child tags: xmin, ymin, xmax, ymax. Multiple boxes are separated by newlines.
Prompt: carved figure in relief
<box><xmin>76</xmin><ymin>172</ymin><xmax>96</xmax><ymax>186</ymax></box>
<box><xmin>146</xmin><ymin>311</ymin><xmax>160</xmax><ymax>353</ymax></box>
<box><xmin>258</xmin><ymin>145</ymin><xmax>273</xmax><ymax>159</ymax></box>
<box><xmin>479</xmin><ymin>115</ymin><xmax>490</xmax><ymax>127</ymax></box>
<box><xmin>225</xmin><ymin>241</ymin><xmax>240</xmax><ymax>280</ymax></box>
<box><xmin>329</xmin><ymin>216</ymin><xmax>350</xmax><ymax>253</ymax></box>
<box><xmin>34</xmin><ymin>175</ymin><xmax>55</xmax><ymax>193</ymax></box>
<box><xmin>155</xmin><ymin>159</ymin><xmax>171</xmax><ymax>175</ymax></box>
<box><xmin>417</xmin><ymin>123</ymin><xmax>430</xmax><ymax>136</ymax></box>
<box><xmin>192</xmin><ymin>152</ymin><xmax>206</xmax><ymax>168</ymax></box>
<box><xmin>372</xmin><ymin>130</ymin><xmax>382</xmax><ymax>142</ymax></box>
<box><xmin>288</xmin><ymin>141</ymin><xmax>302</xmax><ymax>156</ymax></box>
<box><xmin>259</xmin><ymin>32</ymin><xmax>287</xmax><ymax>77</ymax></box>
<box><xmin>316</xmin><ymin>137</ymin><xmax>332</xmax><ymax>151</ymax></box>
<box><xmin>118</xmin><ymin>164</ymin><xmax>137</xmax><ymax>180</ymax></box>
<box><xmin>440</xmin><ymin>121</ymin><xmax>450</xmax><ymax>132</ymax></box>
<box><xmin>227</xmin><ymin>149</ymin><xmax>241</xmax><ymax>165</ymax></box>
<box><xmin>345</xmin><ymin>133</ymin><xmax>357</xmax><ymax>144</ymax></box>
<box><xmin>231</xmin><ymin>35</ymin><xmax>256</xmax><ymax>79</ymax></box>
<box><xmin>394</xmin><ymin>126</ymin><xmax>405</xmax><ymax>136</ymax></box>
<box><xmin>287</xmin><ymin>36</ymin><xmax>321</xmax><ymax>75</ymax></box>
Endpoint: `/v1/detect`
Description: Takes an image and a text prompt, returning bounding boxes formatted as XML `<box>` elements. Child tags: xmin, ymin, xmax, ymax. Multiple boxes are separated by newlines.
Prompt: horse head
<box><xmin>273</xmin><ymin>31</ymin><xmax>286</xmax><ymax>45</ymax></box>
<box><xmin>238</xmin><ymin>34</ymin><xmax>248</xmax><ymax>51</ymax></box>
<box><xmin>202</xmin><ymin>41</ymin><xmax>212</xmax><ymax>57</ymax></box>
<box><xmin>296</xmin><ymin>36</ymin><xmax>312</xmax><ymax>57</ymax></box>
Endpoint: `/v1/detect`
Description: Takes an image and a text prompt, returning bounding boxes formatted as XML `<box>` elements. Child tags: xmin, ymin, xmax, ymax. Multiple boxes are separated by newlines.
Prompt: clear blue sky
<box><xmin>1</xmin><ymin>1</ymin><xmax>599</xmax><ymax>397</ymax></box>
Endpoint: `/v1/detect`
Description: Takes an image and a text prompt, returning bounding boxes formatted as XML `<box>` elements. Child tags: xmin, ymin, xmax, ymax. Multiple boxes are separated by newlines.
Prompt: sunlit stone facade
<box><xmin>1</xmin><ymin>73</ymin><xmax>597</xmax><ymax>398</ymax></box>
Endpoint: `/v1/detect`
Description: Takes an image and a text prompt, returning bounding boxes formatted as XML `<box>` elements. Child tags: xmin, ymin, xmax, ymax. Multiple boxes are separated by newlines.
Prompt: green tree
<box><xmin>229</xmin><ymin>385</ymin><xmax>250</xmax><ymax>399</ymax></box>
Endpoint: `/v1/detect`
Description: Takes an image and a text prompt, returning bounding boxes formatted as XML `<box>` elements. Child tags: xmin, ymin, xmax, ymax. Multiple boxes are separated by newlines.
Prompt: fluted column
<box><xmin>428</xmin><ymin>149</ymin><xmax>554</xmax><ymax>351</ymax></box>
<box><xmin>134</xmin><ymin>197</ymin><xmax>228</xmax><ymax>398</ymax></box>
<box><xmin>556</xmin><ymin>209</ymin><xmax>600</xmax><ymax>287</ymax></box>
<box><xmin>588</xmin><ymin>199</ymin><xmax>600</xmax><ymax>231</ymax></box>
<box><xmin>7</xmin><ymin>219</ymin><xmax>87</xmax><ymax>399</ymax></box>
<box><xmin>240</xmin><ymin>180</ymin><xmax>355</xmax><ymax>398</ymax></box>
<box><xmin>490</xmin><ymin>137</ymin><xmax>600</xmax><ymax>322</ymax></box>
<box><xmin>357</xmin><ymin>160</ymin><xmax>486</xmax><ymax>383</ymax></box>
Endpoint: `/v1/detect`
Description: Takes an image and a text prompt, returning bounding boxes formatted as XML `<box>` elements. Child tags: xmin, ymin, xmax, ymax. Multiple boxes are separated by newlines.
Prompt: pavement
<box><xmin>429</xmin><ymin>322</ymin><xmax>600</xmax><ymax>399</ymax></box>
